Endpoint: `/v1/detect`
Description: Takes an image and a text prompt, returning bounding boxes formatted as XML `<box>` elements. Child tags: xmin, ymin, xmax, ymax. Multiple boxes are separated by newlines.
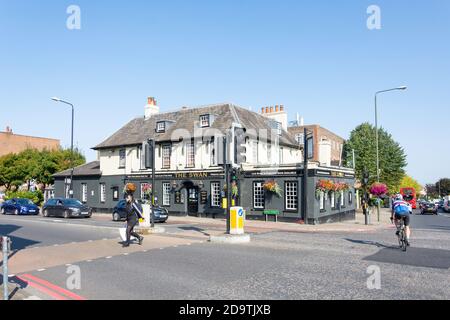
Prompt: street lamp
<box><xmin>374</xmin><ymin>86</ymin><xmax>407</xmax><ymax>182</ymax></box>
<box><xmin>52</xmin><ymin>97</ymin><xmax>75</xmax><ymax>198</ymax></box>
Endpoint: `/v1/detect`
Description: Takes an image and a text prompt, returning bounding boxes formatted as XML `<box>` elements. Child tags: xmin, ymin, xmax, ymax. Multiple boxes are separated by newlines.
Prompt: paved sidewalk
<box><xmin>164</xmin><ymin>207</ymin><xmax>393</xmax><ymax>235</ymax></box>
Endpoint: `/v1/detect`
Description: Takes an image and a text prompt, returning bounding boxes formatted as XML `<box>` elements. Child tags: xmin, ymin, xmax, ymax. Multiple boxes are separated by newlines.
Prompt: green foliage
<box><xmin>436</xmin><ymin>178</ymin><xmax>450</xmax><ymax>197</ymax></box>
<box><xmin>0</xmin><ymin>147</ymin><xmax>85</xmax><ymax>190</ymax></box>
<box><xmin>394</xmin><ymin>175</ymin><xmax>423</xmax><ymax>195</ymax></box>
<box><xmin>5</xmin><ymin>190</ymin><xmax>44</xmax><ymax>205</ymax></box>
<box><xmin>343</xmin><ymin>123</ymin><xmax>407</xmax><ymax>193</ymax></box>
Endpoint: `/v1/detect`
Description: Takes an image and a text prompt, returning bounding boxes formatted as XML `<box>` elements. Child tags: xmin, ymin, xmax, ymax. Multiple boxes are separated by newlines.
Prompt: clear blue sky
<box><xmin>1</xmin><ymin>0</ymin><xmax>449</xmax><ymax>185</ymax></box>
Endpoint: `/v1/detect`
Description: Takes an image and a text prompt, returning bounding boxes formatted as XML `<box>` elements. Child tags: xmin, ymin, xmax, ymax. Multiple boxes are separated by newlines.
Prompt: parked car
<box><xmin>443</xmin><ymin>199</ymin><xmax>450</xmax><ymax>213</ymax></box>
<box><xmin>0</xmin><ymin>198</ymin><xmax>40</xmax><ymax>215</ymax></box>
<box><xmin>421</xmin><ymin>202</ymin><xmax>438</xmax><ymax>215</ymax></box>
<box><xmin>112</xmin><ymin>200</ymin><xmax>168</xmax><ymax>223</ymax></box>
<box><xmin>438</xmin><ymin>199</ymin><xmax>444</xmax><ymax>209</ymax></box>
<box><xmin>42</xmin><ymin>198</ymin><xmax>92</xmax><ymax>219</ymax></box>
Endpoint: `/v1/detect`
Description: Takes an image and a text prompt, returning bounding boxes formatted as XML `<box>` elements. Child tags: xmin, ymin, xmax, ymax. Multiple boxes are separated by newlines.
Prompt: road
<box><xmin>1</xmin><ymin>210</ymin><xmax>449</xmax><ymax>300</ymax></box>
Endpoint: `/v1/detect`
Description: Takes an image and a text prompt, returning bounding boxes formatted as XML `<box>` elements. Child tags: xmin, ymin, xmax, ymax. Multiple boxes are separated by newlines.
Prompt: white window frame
<box><xmin>349</xmin><ymin>191</ymin><xmax>353</xmax><ymax>205</ymax></box>
<box><xmin>285</xmin><ymin>182</ymin><xmax>298</xmax><ymax>211</ymax></box>
<box><xmin>162</xmin><ymin>183</ymin><xmax>171</xmax><ymax>206</ymax></box>
<box><xmin>295</xmin><ymin>133</ymin><xmax>304</xmax><ymax>145</ymax></box>
<box><xmin>320</xmin><ymin>191</ymin><xmax>325</xmax><ymax>211</ymax></box>
<box><xmin>162</xmin><ymin>144</ymin><xmax>171</xmax><ymax>169</ymax></box>
<box><xmin>340</xmin><ymin>190</ymin><xmax>345</xmax><ymax>207</ymax></box>
<box><xmin>100</xmin><ymin>183</ymin><xmax>106</xmax><ymax>203</ymax></box>
<box><xmin>331</xmin><ymin>192</ymin><xmax>336</xmax><ymax>209</ymax></box>
<box><xmin>186</xmin><ymin>140</ymin><xmax>195</xmax><ymax>167</ymax></box>
<box><xmin>81</xmin><ymin>183</ymin><xmax>87</xmax><ymax>203</ymax></box>
<box><xmin>267</xmin><ymin>144</ymin><xmax>272</xmax><ymax>164</ymax></box>
<box><xmin>119</xmin><ymin>149</ymin><xmax>126</xmax><ymax>168</ymax></box>
<box><xmin>199</xmin><ymin>115</ymin><xmax>210</xmax><ymax>128</ymax></box>
<box><xmin>210</xmin><ymin>138</ymin><xmax>216</xmax><ymax>166</ymax></box>
<box><xmin>253</xmin><ymin>182</ymin><xmax>265</xmax><ymax>209</ymax></box>
<box><xmin>211</xmin><ymin>182</ymin><xmax>221</xmax><ymax>207</ymax></box>
<box><xmin>140</xmin><ymin>183</ymin><xmax>150</xmax><ymax>201</ymax></box>
<box><xmin>156</xmin><ymin>122</ymin><xmax>166</xmax><ymax>133</ymax></box>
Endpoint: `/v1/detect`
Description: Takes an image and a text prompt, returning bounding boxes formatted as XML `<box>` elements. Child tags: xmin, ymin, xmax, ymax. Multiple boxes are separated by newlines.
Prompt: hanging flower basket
<box><xmin>142</xmin><ymin>183</ymin><xmax>152</xmax><ymax>204</ymax></box>
<box><xmin>231</xmin><ymin>181</ymin><xmax>239</xmax><ymax>199</ymax></box>
<box><xmin>263</xmin><ymin>180</ymin><xmax>282</xmax><ymax>197</ymax></box>
<box><xmin>124</xmin><ymin>183</ymin><xmax>137</xmax><ymax>194</ymax></box>
<box><xmin>315</xmin><ymin>180</ymin><xmax>334</xmax><ymax>198</ymax></box>
<box><xmin>369</xmin><ymin>183</ymin><xmax>388</xmax><ymax>197</ymax></box>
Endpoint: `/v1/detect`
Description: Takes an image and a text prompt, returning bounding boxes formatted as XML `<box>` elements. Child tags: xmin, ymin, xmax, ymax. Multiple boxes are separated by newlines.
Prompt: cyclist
<box><xmin>391</xmin><ymin>194</ymin><xmax>412</xmax><ymax>246</ymax></box>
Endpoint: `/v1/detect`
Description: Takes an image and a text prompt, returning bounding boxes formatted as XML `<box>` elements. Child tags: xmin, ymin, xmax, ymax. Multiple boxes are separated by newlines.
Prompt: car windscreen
<box><xmin>63</xmin><ymin>199</ymin><xmax>83</xmax><ymax>207</ymax></box>
<box><xmin>17</xmin><ymin>199</ymin><xmax>34</xmax><ymax>205</ymax></box>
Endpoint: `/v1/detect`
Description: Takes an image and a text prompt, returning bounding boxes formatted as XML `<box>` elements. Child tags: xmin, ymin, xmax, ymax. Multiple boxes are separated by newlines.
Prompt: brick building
<box><xmin>0</xmin><ymin>126</ymin><xmax>60</xmax><ymax>157</ymax></box>
<box><xmin>288</xmin><ymin>124</ymin><xmax>345</xmax><ymax>167</ymax></box>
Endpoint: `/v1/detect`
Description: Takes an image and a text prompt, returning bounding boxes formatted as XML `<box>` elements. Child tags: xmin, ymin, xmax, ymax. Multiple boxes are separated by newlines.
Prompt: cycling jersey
<box><xmin>393</xmin><ymin>200</ymin><xmax>410</xmax><ymax>215</ymax></box>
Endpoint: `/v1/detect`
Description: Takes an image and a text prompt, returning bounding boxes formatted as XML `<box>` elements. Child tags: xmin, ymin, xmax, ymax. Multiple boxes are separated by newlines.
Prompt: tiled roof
<box><xmin>93</xmin><ymin>103</ymin><xmax>299</xmax><ymax>150</ymax></box>
<box><xmin>53</xmin><ymin>161</ymin><xmax>101</xmax><ymax>177</ymax></box>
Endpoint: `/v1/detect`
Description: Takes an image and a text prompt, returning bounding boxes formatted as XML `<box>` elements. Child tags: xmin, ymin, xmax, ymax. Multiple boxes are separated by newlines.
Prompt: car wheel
<box><xmin>63</xmin><ymin>211</ymin><xmax>70</xmax><ymax>219</ymax></box>
<box><xmin>43</xmin><ymin>209</ymin><xmax>49</xmax><ymax>217</ymax></box>
<box><xmin>14</xmin><ymin>209</ymin><xmax>19</xmax><ymax>215</ymax></box>
<box><xmin>1</xmin><ymin>208</ymin><xmax>5</xmax><ymax>215</ymax></box>
<box><xmin>113</xmin><ymin>212</ymin><xmax>120</xmax><ymax>222</ymax></box>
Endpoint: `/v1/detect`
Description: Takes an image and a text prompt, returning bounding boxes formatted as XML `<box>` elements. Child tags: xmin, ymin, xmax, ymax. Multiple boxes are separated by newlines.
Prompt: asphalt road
<box><xmin>2</xmin><ymin>210</ymin><xmax>450</xmax><ymax>300</ymax></box>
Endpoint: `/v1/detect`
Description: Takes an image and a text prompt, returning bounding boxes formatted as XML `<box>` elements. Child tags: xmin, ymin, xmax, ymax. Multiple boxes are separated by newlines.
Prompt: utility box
<box><xmin>230</xmin><ymin>207</ymin><xmax>245</xmax><ymax>235</ymax></box>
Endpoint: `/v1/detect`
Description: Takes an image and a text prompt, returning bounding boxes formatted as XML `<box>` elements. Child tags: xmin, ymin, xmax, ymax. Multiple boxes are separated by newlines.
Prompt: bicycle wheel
<box><xmin>401</xmin><ymin>232</ymin><xmax>407</xmax><ymax>252</ymax></box>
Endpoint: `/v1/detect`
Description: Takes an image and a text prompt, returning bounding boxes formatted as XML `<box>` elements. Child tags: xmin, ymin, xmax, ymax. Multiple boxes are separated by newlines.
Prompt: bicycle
<box><xmin>391</xmin><ymin>217</ymin><xmax>408</xmax><ymax>252</ymax></box>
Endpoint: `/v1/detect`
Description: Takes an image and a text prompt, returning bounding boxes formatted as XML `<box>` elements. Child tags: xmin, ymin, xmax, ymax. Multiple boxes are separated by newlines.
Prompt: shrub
<box><xmin>5</xmin><ymin>190</ymin><xmax>44</xmax><ymax>206</ymax></box>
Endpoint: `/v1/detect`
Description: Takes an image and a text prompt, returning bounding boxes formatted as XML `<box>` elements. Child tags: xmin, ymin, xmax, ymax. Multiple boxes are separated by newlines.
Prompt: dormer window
<box><xmin>200</xmin><ymin>115</ymin><xmax>210</xmax><ymax>128</ymax></box>
<box><xmin>156</xmin><ymin>121</ymin><xmax>166</xmax><ymax>133</ymax></box>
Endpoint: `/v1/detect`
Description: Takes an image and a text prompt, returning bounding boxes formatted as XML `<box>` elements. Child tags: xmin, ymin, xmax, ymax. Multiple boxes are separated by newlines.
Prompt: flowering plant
<box><xmin>263</xmin><ymin>180</ymin><xmax>282</xmax><ymax>197</ymax></box>
<box><xmin>141</xmin><ymin>183</ymin><xmax>152</xmax><ymax>204</ymax></box>
<box><xmin>370</xmin><ymin>183</ymin><xmax>388</xmax><ymax>197</ymax></box>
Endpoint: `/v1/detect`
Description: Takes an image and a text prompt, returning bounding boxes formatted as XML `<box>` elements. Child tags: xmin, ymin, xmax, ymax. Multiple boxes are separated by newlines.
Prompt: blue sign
<box><xmin>238</xmin><ymin>208</ymin><xmax>244</xmax><ymax>217</ymax></box>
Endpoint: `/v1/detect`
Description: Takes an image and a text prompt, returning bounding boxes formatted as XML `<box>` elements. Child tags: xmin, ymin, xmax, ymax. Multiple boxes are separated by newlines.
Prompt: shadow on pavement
<box><xmin>178</xmin><ymin>226</ymin><xmax>211</xmax><ymax>237</ymax></box>
<box><xmin>0</xmin><ymin>224</ymin><xmax>41</xmax><ymax>267</ymax></box>
<box><xmin>345</xmin><ymin>238</ymin><xmax>398</xmax><ymax>250</ymax></box>
<box><xmin>363</xmin><ymin>247</ymin><xmax>450</xmax><ymax>269</ymax></box>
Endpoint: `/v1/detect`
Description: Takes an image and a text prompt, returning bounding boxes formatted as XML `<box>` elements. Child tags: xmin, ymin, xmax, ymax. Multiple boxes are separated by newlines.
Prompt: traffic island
<box><xmin>209</xmin><ymin>233</ymin><xmax>251</xmax><ymax>244</ymax></box>
<box><xmin>135</xmin><ymin>226</ymin><xmax>166</xmax><ymax>235</ymax></box>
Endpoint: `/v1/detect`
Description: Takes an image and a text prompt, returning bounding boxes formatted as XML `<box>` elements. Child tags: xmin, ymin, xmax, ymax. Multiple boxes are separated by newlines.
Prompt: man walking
<box><xmin>123</xmin><ymin>183</ymin><xmax>144</xmax><ymax>248</ymax></box>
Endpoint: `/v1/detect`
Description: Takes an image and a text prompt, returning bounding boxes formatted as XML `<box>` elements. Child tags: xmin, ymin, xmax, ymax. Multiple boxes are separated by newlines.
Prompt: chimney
<box><xmin>265</xmin><ymin>107</ymin><xmax>269</xmax><ymax>113</ymax></box>
<box><xmin>144</xmin><ymin>97</ymin><xmax>160</xmax><ymax>119</ymax></box>
<box><xmin>270</xmin><ymin>106</ymin><xmax>274</xmax><ymax>113</ymax></box>
<box><xmin>261</xmin><ymin>107</ymin><xmax>265</xmax><ymax>114</ymax></box>
<box><xmin>275</xmin><ymin>105</ymin><xmax>279</xmax><ymax>112</ymax></box>
<box><xmin>262</xmin><ymin>104</ymin><xmax>288</xmax><ymax>131</ymax></box>
<box><xmin>280</xmin><ymin>105</ymin><xmax>284</xmax><ymax>112</ymax></box>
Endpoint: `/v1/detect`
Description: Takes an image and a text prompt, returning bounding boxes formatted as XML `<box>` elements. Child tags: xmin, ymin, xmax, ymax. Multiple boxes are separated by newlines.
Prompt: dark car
<box><xmin>112</xmin><ymin>200</ymin><xmax>168</xmax><ymax>223</ymax></box>
<box><xmin>1</xmin><ymin>198</ymin><xmax>40</xmax><ymax>215</ymax></box>
<box><xmin>421</xmin><ymin>202</ymin><xmax>438</xmax><ymax>215</ymax></box>
<box><xmin>42</xmin><ymin>198</ymin><xmax>92</xmax><ymax>219</ymax></box>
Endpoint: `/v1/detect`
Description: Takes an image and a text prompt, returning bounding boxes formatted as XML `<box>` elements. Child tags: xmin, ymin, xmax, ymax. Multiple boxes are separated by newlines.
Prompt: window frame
<box><xmin>162</xmin><ymin>144</ymin><xmax>172</xmax><ymax>169</ymax></box>
<box><xmin>100</xmin><ymin>183</ymin><xmax>106</xmax><ymax>203</ymax></box>
<box><xmin>210</xmin><ymin>181</ymin><xmax>221</xmax><ymax>208</ymax></box>
<box><xmin>162</xmin><ymin>182</ymin><xmax>171</xmax><ymax>207</ymax></box>
<box><xmin>81</xmin><ymin>183</ymin><xmax>87</xmax><ymax>203</ymax></box>
<box><xmin>119</xmin><ymin>149</ymin><xmax>126</xmax><ymax>169</ymax></box>
<box><xmin>284</xmin><ymin>181</ymin><xmax>298</xmax><ymax>211</ymax></box>
<box><xmin>156</xmin><ymin>121</ymin><xmax>166</xmax><ymax>133</ymax></box>
<box><xmin>199</xmin><ymin>114</ymin><xmax>210</xmax><ymax>128</ymax></box>
<box><xmin>253</xmin><ymin>181</ymin><xmax>265</xmax><ymax>210</ymax></box>
<box><xmin>185</xmin><ymin>140</ymin><xmax>195</xmax><ymax>168</ymax></box>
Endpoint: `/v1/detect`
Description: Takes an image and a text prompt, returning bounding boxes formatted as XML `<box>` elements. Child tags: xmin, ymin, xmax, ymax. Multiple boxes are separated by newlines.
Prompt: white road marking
<box><xmin>65</xmin><ymin>264</ymin><xmax>72</xmax><ymax>267</ymax></box>
<box><xmin>24</xmin><ymin>296</ymin><xmax>42</xmax><ymax>300</ymax></box>
<box><xmin>123</xmin><ymin>253</ymin><xmax>129</xmax><ymax>256</ymax></box>
<box><xmin>37</xmin><ymin>269</ymin><xmax>46</xmax><ymax>272</ymax></box>
<box><xmin>106</xmin><ymin>256</ymin><xmax>112</xmax><ymax>259</ymax></box>
<box><xmin>53</xmin><ymin>244</ymin><xmax>59</xmax><ymax>247</ymax></box>
<box><xmin>86</xmin><ymin>260</ymin><xmax>93</xmax><ymax>262</ymax></box>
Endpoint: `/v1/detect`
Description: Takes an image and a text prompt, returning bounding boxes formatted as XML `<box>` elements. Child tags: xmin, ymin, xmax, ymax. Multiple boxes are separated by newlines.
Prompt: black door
<box><xmin>187</xmin><ymin>188</ymin><xmax>199</xmax><ymax>215</ymax></box>
<box><xmin>54</xmin><ymin>200</ymin><xmax>65</xmax><ymax>217</ymax></box>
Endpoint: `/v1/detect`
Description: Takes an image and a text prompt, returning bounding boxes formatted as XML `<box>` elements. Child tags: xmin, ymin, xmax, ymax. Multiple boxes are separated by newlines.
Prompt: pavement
<box><xmin>1</xmin><ymin>208</ymin><xmax>449</xmax><ymax>300</ymax></box>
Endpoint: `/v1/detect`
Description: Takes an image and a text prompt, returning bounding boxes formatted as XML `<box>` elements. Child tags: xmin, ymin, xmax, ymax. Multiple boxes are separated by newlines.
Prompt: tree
<box><xmin>436</xmin><ymin>178</ymin><xmax>450</xmax><ymax>197</ymax></box>
<box><xmin>425</xmin><ymin>184</ymin><xmax>438</xmax><ymax>199</ymax></box>
<box><xmin>343</xmin><ymin>123</ymin><xmax>407</xmax><ymax>193</ymax></box>
<box><xmin>394</xmin><ymin>175</ymin><xmax>423</xmax><ymax>196</ymax></box>
<box><xmin>0</xmin><ymin>147</ymin><xmax>86</xmax><ymax>190</ymax></box>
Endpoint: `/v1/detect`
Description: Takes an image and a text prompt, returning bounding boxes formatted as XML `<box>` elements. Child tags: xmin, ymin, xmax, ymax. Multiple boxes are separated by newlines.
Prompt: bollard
<box><xmin>2</xmin><ymin>236</ymin><xmax>9</xmax><ymax>301</ymax></box>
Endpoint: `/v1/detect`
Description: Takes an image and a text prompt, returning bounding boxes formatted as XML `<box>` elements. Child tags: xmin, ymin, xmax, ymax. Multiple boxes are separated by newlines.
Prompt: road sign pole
<box><xmin>3</xmin><ymin>236</ymin><xmax>9</xmax><ymax>301</ymax></box>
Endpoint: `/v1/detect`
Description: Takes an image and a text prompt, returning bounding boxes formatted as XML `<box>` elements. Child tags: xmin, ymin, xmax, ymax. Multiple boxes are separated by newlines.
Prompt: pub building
<box><xmin>53</xmin><ymin>98</ymin><xmax>356</xmax><ymax>224</ymax></box>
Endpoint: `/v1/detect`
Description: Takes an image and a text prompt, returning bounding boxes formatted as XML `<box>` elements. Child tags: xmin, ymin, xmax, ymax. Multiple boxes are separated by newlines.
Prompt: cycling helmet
<box><xmin>395</xmin><ymin>194</ymin><xmax>403</xmax><ymax>201</ymax></box>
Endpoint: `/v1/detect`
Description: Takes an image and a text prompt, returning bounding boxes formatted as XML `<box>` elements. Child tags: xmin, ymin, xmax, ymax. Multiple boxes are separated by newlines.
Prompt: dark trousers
<box><xmin>126</xmin><ymin>217</ymin><xmax>140</xmax><ymax>244</ymax></box>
